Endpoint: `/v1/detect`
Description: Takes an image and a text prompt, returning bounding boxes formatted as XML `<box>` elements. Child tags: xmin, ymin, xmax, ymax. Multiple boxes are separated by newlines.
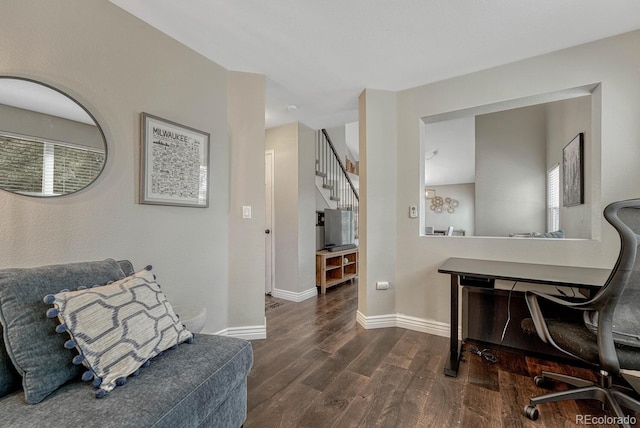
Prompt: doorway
<box><xmin>265</xmin><ymin>150</ymin><xmax>274</xmax><ymax>295</ymax></box>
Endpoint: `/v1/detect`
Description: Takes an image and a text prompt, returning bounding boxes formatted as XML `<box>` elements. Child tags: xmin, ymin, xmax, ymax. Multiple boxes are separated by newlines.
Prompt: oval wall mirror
<box><xmin>0</xmin><ymin>77</ymin><xmax>106</xmax><ymax>197</ymax></box>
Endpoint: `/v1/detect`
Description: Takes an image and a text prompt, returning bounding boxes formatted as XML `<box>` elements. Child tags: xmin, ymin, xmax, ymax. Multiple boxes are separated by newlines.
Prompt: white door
<box><xmin>265</xmin><ymin>150</ymin><xmax>274</xmax><ymax>295</ymax></box>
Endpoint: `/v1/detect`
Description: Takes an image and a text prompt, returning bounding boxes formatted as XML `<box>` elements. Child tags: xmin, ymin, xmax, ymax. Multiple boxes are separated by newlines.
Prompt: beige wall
<box><xmin>324</xmin><ymin>125</ymin><xmax>348</xmax><ymax>166</ymax></box>
<box><xmin>298</xmin><ymin>124</ymin><xmax>317</xmax><ymax>294</ymax></box>
<box><xmin>0</xmin><ymin>104</ymin><xmax>104</xmax><ymax>150</ymax></box>
<box><xmin>359</xmin><ymin>89</ymin><xmax>397</xmax><ymax>316</ymax></box>
<box><xmin>424</xmin><ymin>183</ymin><xmax>475</xmax><ymax>235</ymax></box>
<box><xmin>0</xmin><ymin>0</ymin><xmax>265</xmax><ymax>334</ymax></box>
<box><xmin>228</xmin><ymin>72</ymin><xmax>267</xmax><ymax>328</ymax></box>
<box><xmin>546</xmin><ymin>96</ymin><xmax>593</xmax><ymax>239</ymax></box>
<box><xmin>361</xmin><ymin>30</ymin><xmax>640</xmax><ymax>328</ymax></box>
<box><xmin>265</xmin><ymin>122</ymin><xmax>316</xmax><ymax>298</ymax></box>
<box><xmin>475</xmin><ymin>105</ymin><xmax>547</xmax><ymax>236</ymax></box>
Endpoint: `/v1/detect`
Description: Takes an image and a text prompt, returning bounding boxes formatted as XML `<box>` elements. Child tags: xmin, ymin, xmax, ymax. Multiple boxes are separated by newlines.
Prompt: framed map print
<box><xmin>140</xmin><ymin>113</ymin><xmax>210</xmax><ymax>207</ymax></box>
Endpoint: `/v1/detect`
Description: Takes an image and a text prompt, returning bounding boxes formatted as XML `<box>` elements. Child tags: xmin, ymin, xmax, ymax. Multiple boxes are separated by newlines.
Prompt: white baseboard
<box><xmin>271</xmin><ymin>286</ymin><xmax>318</xmax><ymax>302</ymax></box>
<box><xmin>214</xmin><ymin>318</ymin><xmax>267</xmax><ymax>340</ymax></box>
<box><xmin>356</xmin><ymin>311</ymin><xmax>396</xmax><ymax>329</ymax></box>
<box><xmin>356</xmin><ymin>310</ymin><xmax>461</xmax><ymax>340</ymax></box>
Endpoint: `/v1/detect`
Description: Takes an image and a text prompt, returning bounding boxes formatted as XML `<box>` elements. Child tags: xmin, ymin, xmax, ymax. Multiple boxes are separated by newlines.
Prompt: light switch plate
<box><xmin>376</xmin><ymin>281</ymin><xmax>390</xmax><ymax>290</ymax></box>
<box><xmin>242</xmin><ymin>206</ymin><xmax>252</xmax><ymax>219</ymax></box>
<box><xmin>409</xmin><ymin>205</ymin><xmax>418</xmax><ymax>218</ymax></box>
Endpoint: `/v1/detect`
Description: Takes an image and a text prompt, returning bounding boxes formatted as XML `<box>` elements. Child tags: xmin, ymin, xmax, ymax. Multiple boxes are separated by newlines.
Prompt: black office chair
<box><xmin>522</xmin><ymin>198</ymin><xmax>640</xmax><ymax>427</ymax></box>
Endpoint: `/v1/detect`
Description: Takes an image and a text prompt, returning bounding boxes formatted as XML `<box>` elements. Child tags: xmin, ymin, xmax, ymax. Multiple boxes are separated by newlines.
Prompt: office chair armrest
<box><xmin>525</xmin><ymin>291</ymin><xmax>553</xmax><ymax>344</ymax></box>
<box><xmin>525</xmin><ymin>290</ymin><xmax>621</xmax><ymax>373</ymax></box>
<box><xmin>524</xmin><ymin>290</ymin><xmax>597</xmax><ymax>345</ymax></box>
<box><xmin>526</xmin><ymin>289</ymin><xmax>598</xmax><ymax>310</ymax></box>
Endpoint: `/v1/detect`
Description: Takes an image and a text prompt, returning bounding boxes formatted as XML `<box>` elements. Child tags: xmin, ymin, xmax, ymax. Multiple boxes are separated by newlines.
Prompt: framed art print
<box><xmin>562</xmin><ymin>132</ymin><xmax>584</xmax><ymax>207</ymax></box>
<box><xmin>140</xmin><ymin>113</ymin><xmax>210</xmax><ymax>207</ymax></box>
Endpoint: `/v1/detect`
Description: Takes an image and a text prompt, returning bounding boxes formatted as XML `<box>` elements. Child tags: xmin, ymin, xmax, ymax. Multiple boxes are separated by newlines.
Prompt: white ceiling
<box><xmin>0</xmin><ymin>78</ymin><xmax>94</xmax><ymax>125</ymax></box>
<box><xmin>424</xmin><ymin>116</ymin><xmax>475</xmax><ymax>186</ymax></box>
<box><xmin>108</xmin><ymin>0</ymin><xmax>640</xmax><ymax>130</ymax></box>
<box><xmin>421</xmin><ymin>85</ymin><xmax>596</xmax><ymax>185</ymax></box>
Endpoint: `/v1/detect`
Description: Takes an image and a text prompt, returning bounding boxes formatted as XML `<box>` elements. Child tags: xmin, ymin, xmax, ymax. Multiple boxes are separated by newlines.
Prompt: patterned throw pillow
<box><xmin>45</xmin><ymin>268</ymin><xmax>193</xmax><ymax>398</ymax></box>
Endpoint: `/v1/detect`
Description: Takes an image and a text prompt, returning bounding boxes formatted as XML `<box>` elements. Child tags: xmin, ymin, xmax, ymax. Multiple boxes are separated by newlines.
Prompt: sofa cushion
<box><xmin>0</xmin><ymin>334</ymin><xmax>253</xmax><ymax>428</ymax></box>
<box><xmin>0</xmin><ymin>259</ymin><xmax>125</xmax><ymax>403</ymax></box>
<box><xmin>0</xmin><ymin>334</ymin><xmax>21</xmax><ymax>398</ymax></box>
<box><xmin>0</xmin><ymin>260</ymin><xmax>133</xmax><ymax>399</ymax></box>
<box><xmin>46</xmin><ymin>268</ymin><xmax>193</xmax><ymax>398</ymax></box>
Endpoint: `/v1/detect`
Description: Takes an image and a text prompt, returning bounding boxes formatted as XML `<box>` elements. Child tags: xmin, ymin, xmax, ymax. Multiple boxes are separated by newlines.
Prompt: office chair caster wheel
<box><xmin>534</xmin><ymin>375</ymin><xmax>551</xmax><ymax>388</ymax></box>
<box><xmin>524</xmin><ymin>404</ymin><xmax>539</xmax><ymax>420</ymax></box>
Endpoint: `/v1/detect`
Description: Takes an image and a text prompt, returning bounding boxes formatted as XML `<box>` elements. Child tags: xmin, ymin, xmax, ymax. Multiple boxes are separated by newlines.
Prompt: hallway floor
<box><xmin>246</xmin><ymin>281</ymin><xmax>636</xmax><ymax>427</ymax></box>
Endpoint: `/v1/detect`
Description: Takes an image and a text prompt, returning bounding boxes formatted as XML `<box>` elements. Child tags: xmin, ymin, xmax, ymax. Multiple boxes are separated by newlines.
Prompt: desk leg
<box><xmin>444</xmin><ymin>273</ymin><xmax>461</xmax><ymax>377</ymax></box>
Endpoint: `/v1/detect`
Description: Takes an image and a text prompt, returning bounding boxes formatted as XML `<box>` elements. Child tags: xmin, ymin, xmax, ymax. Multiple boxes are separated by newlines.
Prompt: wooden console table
<box><xmin>316</xmin><ymin>248</ymin><xmax>358</xmax><ymax>294</ymax></box>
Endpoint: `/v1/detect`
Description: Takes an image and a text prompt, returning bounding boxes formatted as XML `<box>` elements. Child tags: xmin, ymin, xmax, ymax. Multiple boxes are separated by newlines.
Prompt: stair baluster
<box><xmin>315</xmin><ymin>129</ymin><xmax>359</xmax><ymax>237</ymax></box>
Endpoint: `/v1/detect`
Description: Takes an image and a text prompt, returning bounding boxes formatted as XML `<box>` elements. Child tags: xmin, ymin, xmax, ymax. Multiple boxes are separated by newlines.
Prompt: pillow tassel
<box><xmin>95</xmin><ymin>389</ymin><xmax>107</xmax><ymax>399</ymax></box>
<box><xmin>81</xmin><ymin>370</ymin><xmax>94</xmax><ymax>382</ymax></box>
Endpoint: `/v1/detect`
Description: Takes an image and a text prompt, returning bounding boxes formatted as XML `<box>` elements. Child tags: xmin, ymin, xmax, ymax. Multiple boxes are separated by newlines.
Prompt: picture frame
<box><xmin>425</xmin><ymin>189</ymin><xmax>436</xmax><ymax>199</ymax></box>
<box><xmin>562</xmin><ymin>132</ymin><xmax>584</xmax><ymax>207</ymax></box>
<box><xmin>140</xmin><ymin>113</ymin><xmax>210</xmax><ymax>207</ymax></box>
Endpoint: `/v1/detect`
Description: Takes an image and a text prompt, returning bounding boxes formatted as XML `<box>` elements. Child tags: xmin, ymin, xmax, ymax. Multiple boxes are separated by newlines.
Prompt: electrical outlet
<box><xmin>376</xmin><ymin>281</ymin><xmax>389</xmax><ymax>290</ymax></box>
<box><xmin>409</xmin><ymin>206</ymin><xmax>418</xmax><ymax>218</ymax></box>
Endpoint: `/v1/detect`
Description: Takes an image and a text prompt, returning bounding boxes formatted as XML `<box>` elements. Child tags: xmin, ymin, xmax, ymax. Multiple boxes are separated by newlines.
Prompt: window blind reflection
<box><xmin>0</xmin><ymin>132</ymin><xmax>105</xmax><ymax>196</ymax></box>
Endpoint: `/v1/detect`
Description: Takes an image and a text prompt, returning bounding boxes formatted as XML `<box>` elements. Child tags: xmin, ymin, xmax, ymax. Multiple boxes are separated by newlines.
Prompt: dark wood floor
<box><xmin>246</xmin><ymin>281</ymin><xmax>638</xmax><ymax>427</ymax></box>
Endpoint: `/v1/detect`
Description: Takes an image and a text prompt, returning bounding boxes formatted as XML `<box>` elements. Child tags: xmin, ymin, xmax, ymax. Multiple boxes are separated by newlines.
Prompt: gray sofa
<box><xmin>0</xmin><ymin>259</ymin><xmax>253</xmax><ymax>428</ymax></box>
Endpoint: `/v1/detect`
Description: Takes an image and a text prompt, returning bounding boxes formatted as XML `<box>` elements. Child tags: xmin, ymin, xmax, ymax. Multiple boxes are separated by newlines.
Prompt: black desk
<box><xmin>437</xmin><ymin>257</ymin><xmax>610</xmax><ymax>377</ymax></box>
